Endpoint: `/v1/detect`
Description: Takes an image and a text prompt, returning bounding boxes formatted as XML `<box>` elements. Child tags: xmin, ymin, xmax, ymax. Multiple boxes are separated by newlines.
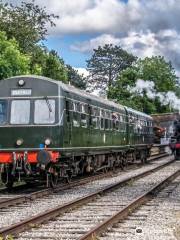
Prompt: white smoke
<box><xmin>161</xmin><ymin>91</ymin><xmax>180</xmax><ymax>111</ymax></box>
<box><xmin>130</xmin><ymin>79</ymin><xmax>156</xmax><ymax>99</ymax></box>
<box><xmin>130</xmin><ymin>79</ymin><xmax>180</xmax><ymax>111</ymax></box>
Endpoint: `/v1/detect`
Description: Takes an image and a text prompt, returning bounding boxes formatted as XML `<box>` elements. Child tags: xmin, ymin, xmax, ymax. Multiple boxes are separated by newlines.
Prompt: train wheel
<box><xmin>1</xmin><ymin>171</ymin><xmax>14</xmax><ymax>190</ymax></box>
<box><xmin>119</xmin><ymin>160</ymin><xmax>124</xmax><ymax>170</ymax></box>
<box><xmin>49</xmin><ymin>173</ymin><xmax>58</xmax><ymax>188</ymax></box>
<box><xmin>140</xmin><ymin>150</ymin><xmax>147</xmax><ymax>164</ymax></box>
<box><xmin>47</xmin><ymin>166</ymin><xmax>59</xmax><ymax>188</ymax></box>
<box><xmin>65</xmin><ymin>175</ymin><xmax>72</xmax><ymax>183</ymax></box>
<box><xmin>6</xmin><ymin>177</ymin><xmax>14</xmax><ymax>189</ymax></box>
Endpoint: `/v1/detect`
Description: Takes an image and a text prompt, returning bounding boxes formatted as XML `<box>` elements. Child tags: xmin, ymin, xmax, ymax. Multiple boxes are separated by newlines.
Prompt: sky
<box><xmin>3</xmin><ymin>0</ymin><xmax>180</xmax><ymax>77</ymax></box>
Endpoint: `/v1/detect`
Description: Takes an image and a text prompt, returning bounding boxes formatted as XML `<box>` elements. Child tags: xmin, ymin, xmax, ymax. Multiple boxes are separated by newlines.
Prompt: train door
<box><xmin>63</xmin><ymin>97</ymin><xmax>72</xmax><ymax>146</ymax></box>
<box><xmin>125</xmin><ymin>109</ymin><xmax>131</xmax><ymax>145</ymax></box>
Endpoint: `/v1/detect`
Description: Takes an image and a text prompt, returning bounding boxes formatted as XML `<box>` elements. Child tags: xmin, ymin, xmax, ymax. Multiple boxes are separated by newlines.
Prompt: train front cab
<box><xmin>0</xmin><ymin>76</ymin><xmax>62</xmax><ymax>188</ymax></box>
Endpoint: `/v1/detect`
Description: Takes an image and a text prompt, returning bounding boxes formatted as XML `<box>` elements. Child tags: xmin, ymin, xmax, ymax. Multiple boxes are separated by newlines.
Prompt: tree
<box><xmin>66</xmin><ymin>65</ymin><xmax>87</xmax><ymax>89</ymax></box>
<box><xmin>0</xmin><ymin>0</ymin><xmax>58</xmax><ymax>53</ymax></box>
<box><xmin>137</xmin><ymin>56</ymin><xmax>177</xmax><ymax>92</ymax></box>
<box><xmin>108</xmin><ymin>56</ymin><xmax>179</xmax><ymax>114</ymax></box>
<box><xmin>0</xmin><ymin>31</ymin><xmax>30</xmax><ymax>80</ymax></box>
<box><xmin>86</xmin><ymin>44</ymin><xmax>137</xmax><ymax>93</ymax></box>
<box><xmin>0</xmin><ymin>2</ymin><xmax>71</xmax><ymax>83</ymax></box>
<box><xmin>41</xmin><ymin>50</ymin><xmax>68</xmax><ymax>83</ymax></box>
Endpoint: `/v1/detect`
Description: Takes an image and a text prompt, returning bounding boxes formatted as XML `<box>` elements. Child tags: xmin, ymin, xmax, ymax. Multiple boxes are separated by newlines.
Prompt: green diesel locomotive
<box><xmin>0</xmin><ymin>75</ymin><xmax>154</xmax><ymax>187</ymax></box>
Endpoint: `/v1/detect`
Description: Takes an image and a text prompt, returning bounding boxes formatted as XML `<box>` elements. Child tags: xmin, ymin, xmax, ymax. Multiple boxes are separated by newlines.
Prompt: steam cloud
<box><xmin>130</xmin><ymin>79</ymin><xmax>180</xmax><ymax>111</ymax></box>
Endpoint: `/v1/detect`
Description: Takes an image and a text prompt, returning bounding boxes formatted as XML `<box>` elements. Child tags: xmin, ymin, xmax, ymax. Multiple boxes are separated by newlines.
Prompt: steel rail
<box><xmin>0</xmin><ymin>157</ymin><xmax>175</xmax><ymax>239</ymax></box>
<box><xmin>0</xmin><ymin>169</ymin><xmax>122</xmax><ymax>209</ymax></box>
<box><xmin>79</xmin><ymin>169</ymin><xmax>180</xmax><ymax>240</ymax></box>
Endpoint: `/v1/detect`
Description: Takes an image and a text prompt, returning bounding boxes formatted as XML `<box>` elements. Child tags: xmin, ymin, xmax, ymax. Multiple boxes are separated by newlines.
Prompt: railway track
<box><xmin>79</xmin><ymin>170</ymin><xmax>180</xmax><ymax>240</ymax></box>
<box><xmin>83</xmin><ymin>173</ymin><xmax>180</xmax><ymax>240</ymax></box>
<box><xmin>0</xmin><ymin>155</ymin><xmax>177</xmax><ymax>239</ymax></box>
<box><xmin>94</xmin><ymin>176</ymin><xmax>180</xmax><ymax>240</ymax></box>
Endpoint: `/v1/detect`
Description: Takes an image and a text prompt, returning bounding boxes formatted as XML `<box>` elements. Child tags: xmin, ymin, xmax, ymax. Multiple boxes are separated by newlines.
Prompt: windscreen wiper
<box><xmin>44</xmin><ymin>96</ymin><xmax>52</xmax><ymax>113</ymax></box>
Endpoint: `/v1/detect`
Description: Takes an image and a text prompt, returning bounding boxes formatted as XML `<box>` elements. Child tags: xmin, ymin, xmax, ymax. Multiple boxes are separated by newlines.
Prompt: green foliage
<box><xmin>41</xmin><ymin>50</ymin><xmax>68</xmax><ymax>82</ymax></box>
<box><xmin>66</xmin><ymin>65</ymin><xmax>87</xmax><ymax>89</ymax></box>
<box><xmin>0</xmin><ymin>31</ymin><xmax>30</xmax><ymax>80</ymax></box>
<box><xmin>137</xmin><ymin>56</ymin><xmax>177</xmax><ymax>92</ymax></box>
<box><xmin>0</xmin><ymin>1</ymin><xmax>85</xmax><ymax>86</ymax></box>
<box><xmin>29</xmin><ymin>45</ymin><xmax>47</xmax><ymax>75</ymax></box>
<box><xmin>0</xmin><ymin>31</ymin><xmax>68</xmax><ymax>83</ymax></box>
<box><xmin>0</xmin><ymin>0</ymin><xmax>58</xmax><ymax>53</ymax></box>
<box><xmin>108</xmin><ymin>56</ymin><xmax>178</xmax><ymax>114</ymax></box>
<box><xmin>87</xmin><ymin>44</ymin><xmax>137</xmax><ymax>93</ymax></box>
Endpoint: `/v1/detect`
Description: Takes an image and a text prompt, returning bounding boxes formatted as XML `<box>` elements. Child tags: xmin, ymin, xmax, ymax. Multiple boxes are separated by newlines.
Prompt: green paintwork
<box><xmin>0</xmin><ymin>75</ymin><xmax>154</xmax><ymax>159</ymax></box>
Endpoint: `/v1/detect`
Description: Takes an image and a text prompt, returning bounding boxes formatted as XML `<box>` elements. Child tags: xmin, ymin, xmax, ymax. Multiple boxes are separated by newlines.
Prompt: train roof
<box><xmin>5</xmin><ymin>75</ymin><xmax>152</xmax><ymax>119</ymax></box>
<box><xmin>5</xmin><ymin>75</ymin><xmax>126</xmax><ymax>111</ymax></box>
<box><xmin>125</xmin><ymin>107</ymin><xmax>153</xmax><ymax>119</ymax></box>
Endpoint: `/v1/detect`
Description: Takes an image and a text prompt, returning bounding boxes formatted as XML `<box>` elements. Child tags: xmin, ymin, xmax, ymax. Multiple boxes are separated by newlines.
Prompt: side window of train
<box><xmin>92</xmin><ymin>116</ymin><xmax>99</xmax><ymax>129</ymax></box>
<box><xmin>129</xmin><ymin>114</ymin><xmax>133</xmax><ymax>126</ymax></box>
<box><xmin>143</xmin><ymin>120</ymin><xmax>146</xmax><ymax>133</ymax></box>
<box><xmin>88</xmin><ymin>105</ymin><xmax>93</xmax><ymax>126</ymax></box>
<box><xmin>112</xmin><ymin>112</ymin><xmax>118</xmax><ymax>130</ymax></box>
<box><xmin>80</xmin><ymin>103</ymin><xmax>88</xmax><ymax>128</ymax></box>
<box><xmin>119</xmin><ymin>115</ymin><xmax>122</xmax><ymax>132</ymax></box>
<box><xmin>134</xmin><ymin>115</ymin><xmax>139</xmax><ymax>133</ymax></box>
<box><xmin>115</xmin><ymin>113</ymin><xmax>120</xmax><ymax>131</ymax></box>
<box><xmin>101</xmin><ymin>109</ymin><xmax>105</xmax><ymax>117</ymax></box>
<box><xmin>141</xmin><ymin>120</ymin><xmax>143</xmax><ymax>133</ymax></box>
<box><xmin>72</xmin><ymin>101</ymin><xmax>80</xmax><ymax>127</ymax></box>
<box><xmin>119</xmin><ymin>114</ymin><xmax>123</xmax><ymax>132</ymax></box>
<box><xmin>73</xmin><ymin>112</ymin><xmax>80</xmax><ymax>127</ymax></box>
<box><xmin>136</xmin><ymin>119</ymin><xmax>141</xmax><ymax>134</ymax></box>
<box><xmin>91</xmin><ymin>107</ymin><xmax>99</xmax><ymax>129</ymax></box>
<box><xmin>146</xmin><ymin>120</ymin><xmax>148</xmax><ymax>133</ymax></box>
<box><xmin>0</xmin><ymin>100</ymin><xmax>7</xmax><ymax>125</ymax></box>
<box><xmin>81</xmin><ymin>113</ymin><xmax>87</xmax><ymax>128</ymax></box>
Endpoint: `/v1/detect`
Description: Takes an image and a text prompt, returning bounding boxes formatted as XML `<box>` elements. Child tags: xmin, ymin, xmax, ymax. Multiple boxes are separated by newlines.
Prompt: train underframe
<box><xmin>0</xmin><ymin>147</ymin><xmax>151</xmax><ymax>189</ymax></box>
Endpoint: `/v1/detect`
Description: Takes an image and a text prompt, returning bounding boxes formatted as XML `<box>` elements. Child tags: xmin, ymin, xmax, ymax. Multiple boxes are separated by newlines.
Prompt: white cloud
<box><xmin>50</xmin><ymin>0</ymin><xmax>127</xmax><ymax>35</ymax></box>
<box><xmin>71</xmin><ymin>29</ymin><xmax>180</xmax><ymax>73</ymax></box>
<box><xmin>4</xmin><ymin>0</ymin><xmax>180</xmax><ymax>35</ymax></box>
<box><xmin>43</xmin><ymin>0</ymin><xmax>180</xmax><ymax>35</ymax></box>
<box><xmin>3</xmin><ymin>0</ymin><xmax>180</xmax><ymax>74</ymax></box>
<box><xmin>74</xmin><ymin>67</ymin><xmax>89</xmax><ymax>77</ymax></box>
<box><xmin>71</xmin><ymin>34</ymin><xmax>121</xmax><ymax>53</ymax></box>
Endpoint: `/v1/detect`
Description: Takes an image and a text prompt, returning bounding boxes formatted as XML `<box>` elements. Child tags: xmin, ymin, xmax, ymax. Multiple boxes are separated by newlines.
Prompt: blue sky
<box><xmin>43</xmin><ymin>0</ymin><xmax>129</xmax><ymax>68</ymax></box>
<box><xmin>45</xmin><ymin>34</ymin><xmax>92</xmax><ymax>68</ymax></box>
<box><xmin>4</xmin><ymin>0</ymin><xmax>180</xmax><ymax>76</ymax></box>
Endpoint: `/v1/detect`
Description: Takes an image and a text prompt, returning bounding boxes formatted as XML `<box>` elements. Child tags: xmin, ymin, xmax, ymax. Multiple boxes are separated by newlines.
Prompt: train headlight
<box><xmin>16</xmin><ymin>138</ymin><xmax>23</xmax><ymax>146</ymax></box>
<box><xmin>18</xmin><ymin>79</ymin><xmax>25</xmax><ymax>87</ymax></box>
<box><xmin>45</xmin><ymin>138</ymin><xmax>51</xmax><ymax>146</ymax></box>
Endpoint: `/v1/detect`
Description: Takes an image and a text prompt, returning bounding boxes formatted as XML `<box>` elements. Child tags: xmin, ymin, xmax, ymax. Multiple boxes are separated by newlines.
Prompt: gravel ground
<box><xmin>16</xmin><ymin>158</ymin><xmax>180</xmax><ymax>240</ymax></box>
<box><xmin>99</xmin><ymin>174</ymin><xmax>180</xmax><ymax>240</ymax></box>
<box><xmin>0</xmin><ymin>156</ymin><xmax>173</xmax><ymax>229</ymax></box>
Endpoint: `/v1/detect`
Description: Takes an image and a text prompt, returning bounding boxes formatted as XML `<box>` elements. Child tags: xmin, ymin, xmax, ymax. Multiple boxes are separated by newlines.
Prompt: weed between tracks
<box><xmin>0</xmin><ymin>235</ymin><xmax>14</xmax><ymax>240</ymax></box>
